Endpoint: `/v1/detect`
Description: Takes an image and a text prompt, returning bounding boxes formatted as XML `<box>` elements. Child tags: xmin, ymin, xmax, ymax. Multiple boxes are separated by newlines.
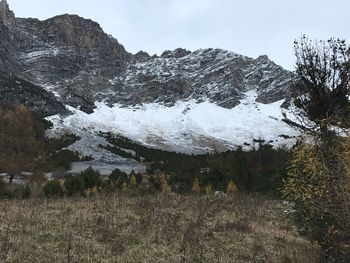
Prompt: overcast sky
<box><xmin>8</xmin><ymin>0</ymin><xmax>350</xmax><ymax>70</ymax></box>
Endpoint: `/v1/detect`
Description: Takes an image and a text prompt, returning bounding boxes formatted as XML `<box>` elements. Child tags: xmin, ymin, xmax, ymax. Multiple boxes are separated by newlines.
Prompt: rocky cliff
<box><xmin>0</xmin><ymin>0</ymin><xmax>14</xmax><ymax>27</ymax></box>
<box><xmin>0</xmin><ymin>72</ymin><xmax>67</xmax><ymax>117</ymax></box>
<box><xmin>0</xmin><ymin>0</ymin><xmax>292</xmax><ymax>115</ymax></box>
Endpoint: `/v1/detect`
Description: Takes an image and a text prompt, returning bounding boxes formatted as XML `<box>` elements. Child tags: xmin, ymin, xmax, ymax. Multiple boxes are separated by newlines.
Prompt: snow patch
<box><xmin>47</xmin><ymin>90</ymin><xmax>299</xmax><ymax>154</ymax></box>
<box><xmin>19</xmin><ymin>47</ymin><xmax>60</xmax><ymax>63</ymax></box>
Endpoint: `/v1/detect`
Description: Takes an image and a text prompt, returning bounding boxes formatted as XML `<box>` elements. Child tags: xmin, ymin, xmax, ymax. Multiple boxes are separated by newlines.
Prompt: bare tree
<box><xmin>290</xmin><ymin>36</ymin><xmax>350</xmax><ymax>139</ymax></box>
<box><xmin>0</xmin><ymin>104</ymin><xmax>44</xmax><ymax>182</ymax></box>
<box><xmin>283</xmin><ymin>36</ymin><xmax>350</xmax><ymax>262</ymax></box>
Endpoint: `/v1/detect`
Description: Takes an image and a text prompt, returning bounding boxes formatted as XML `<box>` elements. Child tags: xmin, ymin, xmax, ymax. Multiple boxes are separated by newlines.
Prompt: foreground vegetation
<box><xmin>0</xmin><ymin>193</ymin><xmax>320</xmax><ymax>263</ymax></box>
<box><xmin>282</xmin><ymin>37</ymin><xmax>350</xmax><ymax>262</ymax></box>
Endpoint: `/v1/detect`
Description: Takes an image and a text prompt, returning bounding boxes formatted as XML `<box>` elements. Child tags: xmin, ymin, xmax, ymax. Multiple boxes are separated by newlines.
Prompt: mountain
<box><xmin>0</xmin><ymin>1</ymin><xmax>298</xmax><ymax>172</ymax></box>
<box><xmin>0</xmin><ymin>1</ymin><xmax>293</xmax><ymax>111</ymax></box>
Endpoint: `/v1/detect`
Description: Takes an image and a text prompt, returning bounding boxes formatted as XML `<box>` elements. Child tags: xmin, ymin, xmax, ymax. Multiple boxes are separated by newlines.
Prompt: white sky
<box><xmin>8</xmin><ymin>0</ymin><xmax>350</xmax><ymax>70</ymax></box>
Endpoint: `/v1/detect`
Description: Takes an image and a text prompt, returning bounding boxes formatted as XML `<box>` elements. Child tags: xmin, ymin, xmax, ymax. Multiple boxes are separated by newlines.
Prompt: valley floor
<box><xmin>0</xmin><ymin>193</ymin><xmax>320</xmax><ymax>263</ymax></box>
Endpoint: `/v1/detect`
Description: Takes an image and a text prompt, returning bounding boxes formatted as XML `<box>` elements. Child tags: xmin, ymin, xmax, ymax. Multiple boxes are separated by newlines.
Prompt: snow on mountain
<box><xmin>109</xmin><ymin>48</ymin><xmax>292</xmax><ymax>110</ymax></box>
<box><xmin>0</xmin><ymin>2</ymin><xmax>300</xmax><ymax>170</ymax></box>
<box><xmin>47</xmin><ymin>90</ymin><xmax>299</xmax><ymax>156</ymax></box>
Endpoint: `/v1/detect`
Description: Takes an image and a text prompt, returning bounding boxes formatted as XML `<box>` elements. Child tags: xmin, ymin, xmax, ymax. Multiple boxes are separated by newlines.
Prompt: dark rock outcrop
<box><xmin>0</xmin><ymin>0</ymin><xmax>15</xmax><ymax>27</ymax></box>
<box><xmin>0</xmin><ymin>73</ymin><xmax>67</xmax><ymax>117</ymax></box>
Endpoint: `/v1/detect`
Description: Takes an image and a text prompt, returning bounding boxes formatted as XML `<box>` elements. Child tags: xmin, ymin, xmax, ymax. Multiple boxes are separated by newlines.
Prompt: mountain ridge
<box><xmin>0</xmin><ymin>1</ymin><xmax>292</xmax><ymax>115</ymax></box>
<box><xmin>0</xmin><ymin>1</ymin><xmax>298</xmax><ymax>172</ymax></box>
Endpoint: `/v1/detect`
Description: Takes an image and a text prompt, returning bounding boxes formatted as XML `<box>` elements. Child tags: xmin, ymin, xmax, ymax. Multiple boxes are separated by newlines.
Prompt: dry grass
<box><xmin>0</xmin><ymin>193</ymin><xmax>320</xmax><ymax>263</ymax></box>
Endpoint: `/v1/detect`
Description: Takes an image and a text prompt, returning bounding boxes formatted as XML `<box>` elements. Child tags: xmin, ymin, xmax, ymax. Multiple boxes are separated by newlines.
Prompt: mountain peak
<box><xmin>0</xmin><ymin>0</ymin><xmax>15</xmax><ymax>27</ymax></box>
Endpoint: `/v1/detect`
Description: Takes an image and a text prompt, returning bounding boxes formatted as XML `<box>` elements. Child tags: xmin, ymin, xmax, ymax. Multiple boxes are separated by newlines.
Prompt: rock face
<box><xmin>0</xmin><ymin>0</ymin><xmax>15</xmax><ymax>27</ymax></box>
<box><xmin>0</xmin><ymin>73</ymin><xmax>67</xmax><ymax>117</ymax></box>
<box><xmin>0</xmin><ymin>1</ymin><xmax>293</xmax><ymax>115</ymax></box>
<box><xmin>114</xmin><ymin>49</ymin><xmax>291</xmax><ymax>108</ymax></box>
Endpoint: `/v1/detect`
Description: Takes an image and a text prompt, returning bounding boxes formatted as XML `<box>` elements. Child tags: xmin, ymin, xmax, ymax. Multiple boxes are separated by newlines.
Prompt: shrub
<box><xmin>160</xmin><ymin>174</ymin><xmax>170</xmax><ymax>193</ymax></box>
<box><xmin>51</xmin><ymin>150</ymin><xmax>80</xmax><ymax>170</ymax></box>
<box><xmin>205</xmin><ymin>184</ymin><xmax>213</xmax><ymax>194</ymax></box>
<box><xmin>226</xmin><ymin>180</ymin><xmax>238</xmax><ymax>194</ymax></box>
<box><xmin>118</xmin><ymin>173</ymin><xmax>129</xmax><ymax>188</ymax></box>
<box><xmin>129</xmin><ymin>174</ymin><xmax>137</xmax><ymax>189</ymax></box>
<box><xmin>152</xmin><ymin>176</ymin><xmax>161</xmax><ymax>191</ymax></box>
<box><xmin>12</xmin><ymin>184</ymin><xmax>32</xmax><ymax>199</ymax></box>
<box><xmin>283</xmin><ymin>140</ymin><xmax>350</xmax><ymax>261</ymax></box>
<box><xmin>87</xmin><ymin>186</ymin><xmax>99</xmax><ymax>196</ymax></box>
<box><xmin>64</xmin><ymin>175</ymin><xmax>85</xmax><ymax>196</ymax></box>
<box><xmin>108</xmin><ymin>169</ymin><xmax>121</xmax><ymax>185</ymax></box>
<box><xmin>136</xmin><ymin>172</ymin><xmax>143</xmax><ymax>186</ymax></box>
<box><xmin>192</xmin><ymin>178</ymin><xmax>201</xmax><ymax>194</ymax></box>
<box><xmin>148</xmin><ymin>175</ymin><xmax>155</xmax><ymax>185</ymax></box>
<box><xmin>135</xmin><ymin>185</ymin><xmax>158</xmax><ymax>196</ymax></box>
<box><xmin>109</xmin><ymin>168</ymin><xmax>129</xmax><ymax>188</ymax></box>
<box><xmin>43</xmin><ymin>179</ymin><xmax>64</xmax><ymax>197</ymax></box>
<box><xmin>0</xmin><ymin>179</ymin><xmax>11</xmax><ymax>198</ymax></box>
<box><xmin>80</xmin><ymin>167</ymin><xmax>101</xmax><ymax>189</ymax></box>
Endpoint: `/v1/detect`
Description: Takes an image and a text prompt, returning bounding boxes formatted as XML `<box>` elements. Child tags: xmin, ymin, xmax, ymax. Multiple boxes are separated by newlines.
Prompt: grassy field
<box><xmin>0</xmin><ymin>193</ymin><xmax>320</xmax><ymax>263</ymax></box>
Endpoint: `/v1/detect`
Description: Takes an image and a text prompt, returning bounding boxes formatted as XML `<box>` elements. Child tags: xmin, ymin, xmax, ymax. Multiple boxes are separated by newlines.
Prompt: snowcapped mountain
<box><xmin>0</xmin><ymin>1</ymin><xmax>299</xmax><ymax>170</ymax></box>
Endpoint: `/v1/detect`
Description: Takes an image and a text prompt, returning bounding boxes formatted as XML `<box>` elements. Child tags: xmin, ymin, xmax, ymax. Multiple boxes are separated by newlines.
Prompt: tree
<box><xmin>64</xmin><ymin>175</ymin><xmax>85</xmax><ymax>197</ymax></box>
<box><xmin>283</xmin><ymin>139</ymin><xmax>350</xmax><ymax>262</ymax></box>
<box><xmin>136</xmin><ymin>172</ymin><xmax>143</xmax><ymax>186</ymax></box>
<box><xmin>288</xmin><ymin>36</ymin><xmax>350</xmax><ymax>138</ymax></box>
<box><xmin>80</xmin><ymin>167</ymin><xmax>101</xmax><ymax>189</ymax></box>
<box><xmin>283</xmin><ymin>36</ymin><xmax>350</xmax><ymax>262</ymax></box>
<box><xmin>0</xmin><ymin>104</ymin><xmax>44</xmax><ymax>182</ymax></box>
<box><xmin>129</xmin><ymin>174</ymin><xmax>137</xmax><ymax>189</ymax></box>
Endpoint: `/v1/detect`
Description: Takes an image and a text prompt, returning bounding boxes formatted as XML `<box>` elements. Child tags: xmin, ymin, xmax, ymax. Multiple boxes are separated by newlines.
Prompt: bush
<box><xmin>12</xmin><ymin>184</ymin><xmax>32</xmax><ymax>199</ymax></box>
<box><xmin>108</xmin><ymin>168</ymin><xmax>128</xmax><ymax>188</ymax></box>
<box><xmin>226</xmin><ymin>180</ymin><xmax>238</xmax><ymax>194</ymax></box>
<box><xmin>192</xmin><ymin>178</ymin><xmax>201</xmax><ymax>194</ymax></box>
<box><xmin>136</xmin><ymin>172</ymin><xmax>143</xmax><ymax>186</ymax></box>
<box><xmin>64</xmin><ymin>175</ymin><xmax>85</xmax><ymax>196</ymax></box>
<box><xmin>43</xmin><ymin>180</ymin><xmax>64</xmax><ymax>197</ymax></box>
<box><xmin>22</xmin><ymin>184</ymin><xmax>31</xmax><ymax>199</ymax></box>
<box><xmin>135</xmin><ymin>185</ymin><xmax>158</xmax><ymax>196</ymax></box>
<box><xmin>51</xmin><ymin>150</ymin><xmax>80</xmax><ymax>170</ymax></box>
<box><xmin>205</xmin><ymin>184</ymin><xmax>213</xmax><ymax>194</ymax></box>
<box><xmin>0</xmin><ymin>179</ymin><xmax>12</xmax><ymax>198</ymax></box>
<box><xmin>160</xmin><ymin>174</ymin><xmax>170</xmax><ymax>193</ymax></box>
<box><xmin>129</xmin><ymin>174</ymin><xmax>137</xmax><ymax>189</ymax></box>
<box><xmin>117</xmin><ymin>173</ymin><xmax>129</xmax><ymax>188</ymax></box>
<box><xmin>283</xmin><ymin>140</ymin><xmax>350</xmax><ymax>261</ymax></box>
<box><xmin>148</xmin><ymin>175</ymin><xmax>155</xmax><ymax>185</ymax></box>
<box><xmin>80</xmin><ymin>167</ymin><xmax>101</xmax><ymax>189</ymax></box>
